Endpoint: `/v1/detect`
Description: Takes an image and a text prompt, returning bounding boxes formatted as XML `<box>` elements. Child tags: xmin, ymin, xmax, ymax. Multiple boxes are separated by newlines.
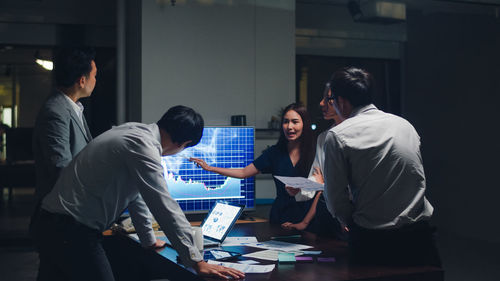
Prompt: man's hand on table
<box><xmin>147</xmin><ymin>239</ymin><xmax>166</xmax><ymax>249</ymax></box>
<box><xmin>194</xmin><ymin>261</ymin><xmax>245</xmax><ymax>279</ymax></box>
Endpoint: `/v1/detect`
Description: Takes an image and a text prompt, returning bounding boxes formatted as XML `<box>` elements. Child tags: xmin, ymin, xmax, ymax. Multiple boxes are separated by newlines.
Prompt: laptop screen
<box><xmin>201</xmin><ymin>202</ymin><xmax>244</xmax><ymax>242</ymax></box>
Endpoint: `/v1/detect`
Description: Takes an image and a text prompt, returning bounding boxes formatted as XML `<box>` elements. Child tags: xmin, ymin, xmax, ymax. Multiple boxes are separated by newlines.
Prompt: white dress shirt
<box><xmin>323</xmin><ymin>104</ymin><xmax>433</xmax><ymax>229</ymax></box>
<box><xmin>294</xmin><ymin>129</ymin><xmax>330</xmax><ymax>202</ymax></box>
<box><xmin>42</xmin><ymin>122</ymin><xmax>203</xmax><ymax>266</ymax></box>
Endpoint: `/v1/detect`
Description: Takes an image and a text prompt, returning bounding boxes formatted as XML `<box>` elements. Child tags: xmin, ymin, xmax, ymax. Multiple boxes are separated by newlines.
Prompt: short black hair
<box><xmin>328</xmin><ymin>67</ymin><xmax>373</xmax><ymax>108</ymax></box>
<box><xmin>157</xmin><ymin>105</ymin><xmax>204</xmax><ymax>147</ymax></box>
<box><xmin>54</xmin><ymin>47</ymin><xmax>96</xmax><ymax>88</ymax></box>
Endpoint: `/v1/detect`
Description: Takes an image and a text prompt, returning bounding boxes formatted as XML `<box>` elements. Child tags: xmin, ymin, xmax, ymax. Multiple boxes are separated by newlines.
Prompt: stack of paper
<box><xmin>247</xmin><ymin>240</ymin><xmax>312</xmax><ymax>252</ymax></box>
<box><xmin>243</xmin><ymin>250</ymin><xmax>303</xmax><ymax>261</ymax></box>
<box><xmin>221</xmin><ymin>236</ymin><xmax>258</xmax><ymax>246</ymax></box>
<box><xmin>207</xmin><ymin>260</ymin><xmax>275</xmax><ymax>273</ymax></box>
<box><xmin>274</xmin><ymin>176</ymin><xmax>324</xmax><ymax>191</ymax></box>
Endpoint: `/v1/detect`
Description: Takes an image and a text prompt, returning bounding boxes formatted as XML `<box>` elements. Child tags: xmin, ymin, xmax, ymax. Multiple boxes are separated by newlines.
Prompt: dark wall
<box><xmin>82</xmin><ymin>47</ymin><xmax>117</xmax><ymax>137</ymax></box>
<box><xmin>404</xmin><ymin>10</ymin><xmax>500</xmax><ymax>243</ymax></box>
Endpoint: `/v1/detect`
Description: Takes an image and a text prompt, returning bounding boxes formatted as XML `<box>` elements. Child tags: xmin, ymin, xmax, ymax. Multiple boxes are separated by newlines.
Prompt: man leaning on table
<box><xmin>322</xmin><ymin>67</ymin><xmax>441</xmax><ymax>266</ymax></box>
<box><xmin>32</xmin><ymin>105</ymin><xmax>245</xmax><ymax>281</ymax></box>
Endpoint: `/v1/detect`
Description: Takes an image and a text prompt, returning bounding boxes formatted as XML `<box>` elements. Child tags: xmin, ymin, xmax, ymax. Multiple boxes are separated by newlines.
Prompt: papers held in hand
<box><xmin>273</xmin><ymin>176</ymin><xmax>324</xmax><ymax>191</ymax></box>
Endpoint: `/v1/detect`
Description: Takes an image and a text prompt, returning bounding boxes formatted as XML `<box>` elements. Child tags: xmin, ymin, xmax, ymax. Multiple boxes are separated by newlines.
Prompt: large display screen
<box><xmin>161</xmin><ymin>127</ymin><xmax>255</xmax><ymax>213</ymax></box>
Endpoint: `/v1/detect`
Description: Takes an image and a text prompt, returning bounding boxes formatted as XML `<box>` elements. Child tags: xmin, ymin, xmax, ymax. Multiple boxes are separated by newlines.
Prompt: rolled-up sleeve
<box><xmin>323</xmin><ymin>131</ymin><xmax>352</xmax><ymax>226</ymax></box>
<box><xmin>126</xmin><ymin>144</ymin><xmax>203</xmax><ymax>267</ymax></box>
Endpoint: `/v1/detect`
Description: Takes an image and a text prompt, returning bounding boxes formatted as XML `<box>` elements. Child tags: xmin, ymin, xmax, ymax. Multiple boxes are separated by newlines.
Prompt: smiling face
<box><xmin>282</xmin><ymin>109</ymin><xmax>304</xmax><ymax>142</ymax></box>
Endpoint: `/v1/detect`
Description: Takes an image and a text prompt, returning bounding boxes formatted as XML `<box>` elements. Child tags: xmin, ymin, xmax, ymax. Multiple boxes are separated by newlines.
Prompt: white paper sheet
<box><xmin>210</xmin><ymin>250</ymin><xmax>232</xmax><ymax>259</ymax></box>
<box><xmin>247</xmin><ymin>240</ymin><xmax>312</xmax><ymax>252</ymax></box>
<box><xmin>207</xmin><ymin>260</ymin><xmax>275</xmax><ymax>273</ymax></box>
<box><xmin>238</xmin><ymin>260</ymin><xmax>260</xmax><ymax>265</ymax></box>
<box><xmin>274</xmin><ymin>176</ymin><xmax>324</xmax><ymax>191</ymax></box>
<box><xmin>221</xmin><ymin>236</ymin><xmax>258</xmax><ymax>246</ymax></box>
<box><xmin>242</xmin><ymin>249</ymin><xmax>303</xmax><ymax>261</ymax></box>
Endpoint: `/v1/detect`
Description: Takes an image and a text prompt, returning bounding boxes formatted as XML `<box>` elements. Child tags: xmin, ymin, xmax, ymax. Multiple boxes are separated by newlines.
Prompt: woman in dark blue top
<box><xmin>190</xmin><ymin>103</ymin><xmax>316</xmax><ymax>225</ymax></box>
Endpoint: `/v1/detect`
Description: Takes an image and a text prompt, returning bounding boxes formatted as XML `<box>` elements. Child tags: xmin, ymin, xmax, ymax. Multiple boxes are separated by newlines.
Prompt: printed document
<box><xmin>207</xmin><ymin>260</ymin><xmax>275</xmax><ymax>273</ymax></box>
<box><xmin>247</xmin><ymin>240</ymin><xmax>312</xmax><ymax>252</ymax></box>
<box><xmin>221</xmin><ymin>236</ymin><xmax>258</xmax><ymax>246</ymax></box>
<box><xmin>274</xmin><ymin>176</ymin><xmax>324</xmax><ymax>191</ymax></box>
<box><xmin>243</xmin><ymin>249</ymin><xmax>303</xmax><ymax>261</ymax></box>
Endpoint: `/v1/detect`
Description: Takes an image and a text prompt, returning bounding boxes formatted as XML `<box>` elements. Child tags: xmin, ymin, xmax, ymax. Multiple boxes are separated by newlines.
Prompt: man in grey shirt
<box><xmin>323</xmin><ymin>67</ymin><xmax>440</xmax><ymax>266</ymax></box>
<box><xmin>33</xmin><ymin>106</ymin><xmax>244</xmax><ymax>281</ymax></box>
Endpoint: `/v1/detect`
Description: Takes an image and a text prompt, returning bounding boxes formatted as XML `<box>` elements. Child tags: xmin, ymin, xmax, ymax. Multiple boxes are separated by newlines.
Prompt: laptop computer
<box><xmin>200</xmin><ymin>202</ymin><xmax>245</xmax><ymax>248</ymax></box>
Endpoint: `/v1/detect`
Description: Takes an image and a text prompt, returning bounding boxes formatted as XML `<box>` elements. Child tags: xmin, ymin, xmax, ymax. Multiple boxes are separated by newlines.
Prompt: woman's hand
<box><xmin>193</xmin><ymin>261</ymin><xmax>245</xmax><ymax>279</ymax></box>
<box><xmin>285</xmin><ymin>186</ymin><xmax>300</xmax><ymax>196</ymax></box>
<box><xmin>189</xmin><ymin>157</ymin><xmax>213</xmax><ymax>171</ymax></box>
<box><xmin>281</xmin><ymin>221</ymin><xmax>308</xmax><ymax>231</ymax></box>
<box><xmin>312</xmin><ymin>167</ymin><xmax>324</xmax><ymax>184</ymax></box>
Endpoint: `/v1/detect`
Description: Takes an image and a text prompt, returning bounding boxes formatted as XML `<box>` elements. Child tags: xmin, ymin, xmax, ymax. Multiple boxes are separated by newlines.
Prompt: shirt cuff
<box><xmin>137</xmin><ymin>228</ymin><xmax>156</xmax><ymax>248</ymax></box>
<box><xmin>295</xmin><ymin>189</ymin><xmax>316</xmax><ymax>202</ymax></box>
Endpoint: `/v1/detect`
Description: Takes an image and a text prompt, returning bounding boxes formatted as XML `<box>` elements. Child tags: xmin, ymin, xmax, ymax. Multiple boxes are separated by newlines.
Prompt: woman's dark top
<box><xmin>253</xmin><ymin>145</ymin><xmax>313</xmax><ymax>225</ymax></box>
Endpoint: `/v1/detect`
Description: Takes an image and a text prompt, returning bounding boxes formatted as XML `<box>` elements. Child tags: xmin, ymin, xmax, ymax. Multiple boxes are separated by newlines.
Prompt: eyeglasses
<box><xmin>323</xmin><ymin>82</ymin><xmax>336</xmax><ymax>101</ymax></box>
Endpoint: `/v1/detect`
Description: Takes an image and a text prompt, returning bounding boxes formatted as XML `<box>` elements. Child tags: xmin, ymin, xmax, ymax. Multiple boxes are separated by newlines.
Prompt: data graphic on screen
<box><xmin>161</xmin><ymin>127</ymin><xmax>254</xmax><ymax>213</ymax></box>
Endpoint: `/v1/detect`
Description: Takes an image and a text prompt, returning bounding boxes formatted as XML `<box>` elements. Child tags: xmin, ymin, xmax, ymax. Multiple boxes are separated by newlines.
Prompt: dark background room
<box><xmin>1</xmin><ymin>0</ymin><xmax>499</xmax><ymax>280</ymax></box>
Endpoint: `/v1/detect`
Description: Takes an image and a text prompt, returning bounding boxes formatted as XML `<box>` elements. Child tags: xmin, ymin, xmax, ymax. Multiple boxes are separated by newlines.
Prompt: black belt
<box><xmin>38</xmin><ymin>209</ymin><xmax>100</xmax><ymax>234</ymax></box>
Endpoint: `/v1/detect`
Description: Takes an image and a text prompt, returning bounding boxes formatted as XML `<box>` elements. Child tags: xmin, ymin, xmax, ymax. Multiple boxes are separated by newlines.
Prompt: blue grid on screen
<box><xmin>161</xmin><ymin>127</ymin><xmax>254</xmax><ymax>213</ymax></box>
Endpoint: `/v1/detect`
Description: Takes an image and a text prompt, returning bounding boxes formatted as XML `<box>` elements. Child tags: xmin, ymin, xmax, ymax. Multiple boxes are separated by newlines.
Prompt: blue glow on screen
<box><xmin>161</xmin><ymin>127</ymin><xmax>255</xmax><ymax>213</ymax></box>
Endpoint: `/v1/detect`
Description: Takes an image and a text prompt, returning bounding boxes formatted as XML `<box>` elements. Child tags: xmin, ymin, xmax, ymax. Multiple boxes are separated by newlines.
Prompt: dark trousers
<box><xmin>33</xmin><ymin>209</ymin><xmax>115</xmax><ymax>281</ymax></box>
<box><xmin>308</xmin><ymin>195</ymin><xmax>348</xmax><ymax>241</ymax></box>
<box><xmin>348</xmin><ymin>220</ymin><xmax>442</xmax><ymax>267</ymax></box>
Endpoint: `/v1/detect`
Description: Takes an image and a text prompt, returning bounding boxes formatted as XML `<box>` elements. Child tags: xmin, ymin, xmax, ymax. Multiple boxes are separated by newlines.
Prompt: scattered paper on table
<box><xmin>243</xmin><ymin>250</ymin><xmax>303</xmax><ymax>261</ymax></box>
<box><xmin>210</xmin><ymin>250</ymin><xmax>232</xmax><ymax>259</ymax></box>
<box><xmin>247</xmin><ymin>240</ymin><xmax>312</xmax><ymax>252</ymax></box>
<box><xmin>221</xmin><ymin>236</ymin><xmax>258</xmax><ymax>246</ymax></box>
<box><xmin>238</xmin><ymin>260</ymin><xmax>260</xmax><ymax>265</ymax></box>
<box><xmin>128</xmin><ymin>233</ymin><xmax>139</xmax><ymax>241</ymax></box>
<box><xmin>274</xmin><ymin>176</ymin><xmax>324</xmax><ymax>191</ymax></box>
<box><xmin>207</xmin><ymin>260</ymin><xmax>275</xmax><ymax>273</ymax></box>
<box><xmin>302</xmin><ymin>250</ymin><xmax>322</xmax><ymax>255</ymax></box>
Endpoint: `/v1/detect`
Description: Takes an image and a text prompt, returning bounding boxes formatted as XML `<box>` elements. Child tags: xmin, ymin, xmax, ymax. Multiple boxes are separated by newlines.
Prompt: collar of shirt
<box><xmin>152</xmin><ymin>123</ymin><xmax>162</xmax><ymax>149</ymax></box>
<box><xmin>59</xmin><ymin>90</ymin><xmax>85</xmax><ymax>120</ymax></box>
<box><xmin>349</xmin><ymin>104</ymin><xmax>377</xmax><ymax>118</ymax></box>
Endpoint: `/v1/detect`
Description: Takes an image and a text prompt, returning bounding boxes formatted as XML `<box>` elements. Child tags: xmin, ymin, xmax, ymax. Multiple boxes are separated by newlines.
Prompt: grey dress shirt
<box><xmin>323</xmin><ymin>104</ymin><xmax>433</xmax><ymax>229</ymax></box>
<box><xmin>42</xmin><ymin>122</ymin><xmax>203</xmax><ymax>266</ymax></box>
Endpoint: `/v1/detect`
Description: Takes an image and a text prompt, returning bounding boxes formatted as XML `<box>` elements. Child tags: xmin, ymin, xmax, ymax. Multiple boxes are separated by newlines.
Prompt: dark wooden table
<box><xmin>118</xmin><ymin>222</ymin><xmax>443</xmax><ymax>281</ymax></box>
